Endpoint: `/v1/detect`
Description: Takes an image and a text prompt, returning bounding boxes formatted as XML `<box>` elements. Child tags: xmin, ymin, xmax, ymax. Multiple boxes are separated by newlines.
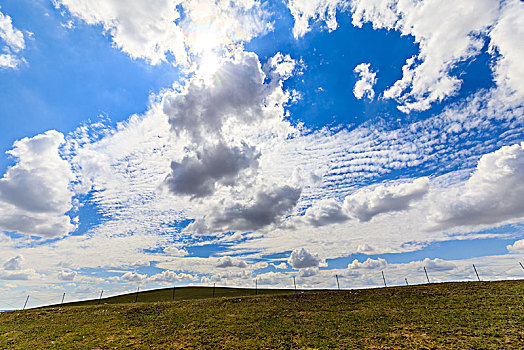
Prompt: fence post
<box><xmin>473</xmin><ymin>264</ymin><xmax>481</xmax><ymax>282</ymax></box>
<box><xmin>424</xmin><ymin>266</ymin><xmax>430</xmax><ymax>283</ymax></box>
<box><xmin>172</xmin><ymin>286</ymin><xmax>176</xmax><ymax>300</ymax></box>
<box><xmin>405</xmin><ymin>278</ymin><xmax>409</xmax><ymax>286</ymax></box>
<box><xmin>293</xmin><ymin>276</ymin><xmax>297</xmax><ymax>293</ymax></box>
<box><xmin>22</xmin><ymin>295</ymin><xmax>29</xmax><ymax>310</ymax></box>
<box><xmin>61</xmin><ymin>293</ymin><xmax>66</xmax><ymax>305</ymax></box>
<box><xmin>213</xmin><ymin>283</ymin><xmax>215</xmax><ymax>298</ymax></box>
<box><xmin>255</xmin><ymin>279</ymin><xmax>258</xmax><ymax>296</ymax></box>
<box><xmin>519</xmin><ymin>262</ymin><xmax>524</xmax><ymax>270</ymax></box>
<box><xmin>98</xmin><ymin>290</ymin><xmax>103</xmax><ymax>305</ymax></box>
<box><xmin>335</xmin><ymin>275</ymin><xmax>340</xmax><ymax>290</ymax></box>
<box><xmin>135</xmin><ymin>287</ymin><xmax>139</xmax><ymax>302</ymax></box>
<box><xmin>381</xmin><ymin>271</ymin><xmax>387</xmax><ymax>287</ymax></box>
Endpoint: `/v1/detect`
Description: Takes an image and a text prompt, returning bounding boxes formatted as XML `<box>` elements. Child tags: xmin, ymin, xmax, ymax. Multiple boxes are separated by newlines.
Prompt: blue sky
<box><xmin>1</xmin><ymin>0</ymin><xmax>524</xmax><ymax>308</ymax></box>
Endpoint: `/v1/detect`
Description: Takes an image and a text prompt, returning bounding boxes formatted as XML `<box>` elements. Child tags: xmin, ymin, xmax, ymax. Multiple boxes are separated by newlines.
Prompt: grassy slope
<box><xmin>60</xmin><ymin>286</ymin><xmax>292</xmax><ymax>306</ymax></box>
<box><xmin>1</xmin><ymin>280</ymin><xmax>524</xmax><ymax>349</ymax></box>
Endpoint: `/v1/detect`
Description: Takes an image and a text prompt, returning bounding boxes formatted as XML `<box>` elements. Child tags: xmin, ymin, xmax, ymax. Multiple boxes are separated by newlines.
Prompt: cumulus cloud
<box><xmin>163</xmin><ymin>51</ymin><xmax>297</xmax><ymax>198</ymax></box>
<box><xmin>191</xmin><ymin>185</ymin><xmax>301</xmax><ymax>234</ymax></box>
<box><xmin>164</xmin><ymin>246</ymin><xmax>189</xmax><ymax>257</ymax></box>
<box><xmin>271</xmin><ymin>262</ymin><xmax>288</xmax><ymax>269</ymax></box>
<box><xmin>299</xmin><ymin>267</ymin><xmax>318</xmax><ymax>277</ymax></box>
<box><xmin>120</xmin><ymin>271</ymin><xmax>146</xmax><ymax>282</ymax></box>
<box><xmin>430</xmin><ymin>143</ymin><xmax>524</xmax><ymax>230</ymax></box>
<box><xmin>3</xmin><ymin>255</ymin><xmax>23</xmax><ymax>271</ymax></box>
<box><xmin>0</xmin><ymin>131</ymin><xmax>77</xmax><ymax>237</ymax></box>
<box><xmin>303</xmin><ymin>198</ymin><xmax>349</xmax><ymax>227</ymax></box>
<box><xmin>163</xmin><ymin>52</ymin><xmax>268</xmax><ymax>141</ymax></box>
<box><xmin>507</xmin><ymin>239</ymin><xmax>524</xmax><ymax>253</ymax></box>
<box><xmin>352</xmin><ymin>0</ymin><xmax>500</xmax><ymax>112</ymax></box>
<box><xmin>287</xmin><ymin>0</ymin><xmax>505</xmax><ymax>112</ymax></box>
<box><xmin>489</xmin><ymin>0</ymin><xmax>524</xmax><ymax>101</ymax></box>
<box><xmin>58</xmin><ymin>270</ymin><xmax>77</xmax><ymax>281</ymax></box>
<box><xmin>0</xmin><ymin>9</ymin><xmax>25</xmax><ymax>69</ymax></box>
<box><xmin>288</xmin><ymin>248</ymin><xmax>321</xmax><ymax>269</ymax></box>
<box><xmin>0</xmin><ymin>256</ymin><xmax>39</xmax><ymax>280</ymax></box>
<box><xmin>256</xmin><ymin>271</ymin><xmax>289</xmax><ymax>285</ymax></box>
<box><xmin>147</xmin><ymin>270</ymin><xmax>197</xmax><ymax>283</ymax></box>
<box><xmin>347</xmin><ymin>257</ymin><xmax>387</xmax><ymax>270</ymax></box>
<box><xmin>420</xmin><ymin>258</ymin><xmax>456</xmax><ymax>272</ymax></box>
<box><xmin>216</xmin><ymin>256</ymin><xmax>248</xmax><ymax>268</ymax></box>
<box><xmin>353</xmin><ymin>63</ymin><xmax>377</xmax><ymax>100</ymax></box>
<box><xmin>55</xmin><ymin>0</ymin><xmax>270</xmax><ymax>66</ymax></box>
<box><xmin>165</xmin><ymin>142</ymin><xmax>260</xmax><ymax>198</ymax></box>
<box><xmin>287</xmin><ymin>0</ymin><xmax>347</xmax><ymax>38</ymax></box>
<box><xmin>343</xmin><ymin>177</ymin><xmax>429</xmax><ymax>222</ymax></box>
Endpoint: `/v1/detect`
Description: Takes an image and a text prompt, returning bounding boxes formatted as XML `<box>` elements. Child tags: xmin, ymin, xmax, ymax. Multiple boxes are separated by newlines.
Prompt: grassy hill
<box><xmin>60</xmin><ymin>286</ymin><xmax>292</xmax><ymax>306</ymax></box>
<box><xmin>1</xmin><ymin>280</ymin><xmax>524</xmax><ymax>349</ymax></box>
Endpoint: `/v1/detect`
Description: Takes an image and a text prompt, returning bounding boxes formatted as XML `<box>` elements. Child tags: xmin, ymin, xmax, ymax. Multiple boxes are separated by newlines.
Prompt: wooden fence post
<box><xmin>293</xmin><ymin>276</ymin><xmax>297</xmax><ymax>293</ymax></box>
<box><xmin>98</xmin><ymin>290</ymin><xmax>103</xmax><ymax>305</ymax></box>
<box><xmin>335</xmin><ymin>275</ymin><xmax>340</xmax><ymax>290</ymax></box>
<box><xmin>61</xmin><ymin>293</ymin><xmax>65</xmax><ymax>305</ymax></box>
<box><xmin>473</xmin><ymin>264</ymin><xmax>481</xmax><ymax>282</ymax></box>
<box><xmin>22</xmin><ymin>295</ymin><xmax>29</xmax><ymax>310</ymax></box>
<box><xmin>381</xmin><ymin>271</ymin><xmax>387</xmax><ymax>287</ymax></box>
<box><xmin>424</xmin><ymin>266</ymin><xmax>430</xmax><ymax>283</ymax></box>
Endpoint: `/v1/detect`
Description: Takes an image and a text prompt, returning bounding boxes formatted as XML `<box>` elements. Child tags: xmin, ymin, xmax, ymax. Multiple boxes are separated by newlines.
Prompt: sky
<box><xmin>0</xmin><ymin>0</ymin><xmax>524</xmax><ymax>309</ymax></box>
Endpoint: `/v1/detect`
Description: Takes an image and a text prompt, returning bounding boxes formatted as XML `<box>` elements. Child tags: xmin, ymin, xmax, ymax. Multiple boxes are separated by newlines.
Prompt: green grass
<box><xmin>1</xmin><ymin>280</ymin><xmax>524</xmax><ymax>349</ymax></box>
<box><xmin>60</xmin><ymin>286</ymin><xmax>292</xmax><ymax>306</ymax></box>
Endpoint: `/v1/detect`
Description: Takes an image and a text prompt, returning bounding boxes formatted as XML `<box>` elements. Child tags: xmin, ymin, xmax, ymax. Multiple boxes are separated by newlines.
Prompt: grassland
<box><xmin>1</xmin><ymin>280</ymin><xmax>524</xmax><ymax>349</ymax></box>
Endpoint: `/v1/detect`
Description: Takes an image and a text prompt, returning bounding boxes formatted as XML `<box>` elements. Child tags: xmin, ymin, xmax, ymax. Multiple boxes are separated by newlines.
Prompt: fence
<box><xmin>2</xmin><ymin>260</ymin><xmax>524</xmax><ymax>311</ymax></box>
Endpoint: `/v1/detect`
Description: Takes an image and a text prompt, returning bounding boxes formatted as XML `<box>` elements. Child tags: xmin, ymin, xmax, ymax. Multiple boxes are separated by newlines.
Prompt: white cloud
<box><xmin>288</xmin><ymin>248</ymin><xmax>321</xmax><ymax>269</ymax></box>
<box><xmin>286</xmin><ymin>0</ymin><xmax>505</xmax><ymax>112</ymax></box>
<box><xmin>409</xmin><ymin>258</ymin><xmax>456</xmax><ymax>272</ymax></box>
<box><xmin>58</xmin><ymin>270</ymin><xmax>77</xmax><ymax>281</ymax></box>
<box><xmin>353</xmin><ymin>63</ymin><xmax>377</xmax><ymax>100</ymax></box>
<box><xmin>3</xmin><ymin>255</ymin><xmax>23</xmax><ymax>271</ymax></box>
<box><xmin>165</xmin><ymin>142</ymin><xmax>260</xmax><ymax>199</ymax></box>
<box><xmin>256</xmin><ymin>271</ymin><xmax>289</xmax><ymax>285</ymax></box>
<box><xmin>299</xmin><ymin>267</ymin><xmax>318</xmax><ymax>277</ymax></box>
<box><xmin>507</xmin><ymin>239</ymin><xmax>524</xmax><ymax>253</ymax></box>
<box><xmin>271</xmin><ymin>262</ymin><xmax>288</xmax><ymax>269</ymax></box>
<box><xmin>164</xmin><ymin>246</ymin><xmax>189</xmax><ymax>257</ymax></box>
<box><xmin>162</xmin><ymin>51</ymin><xmax>297</xmax><ymax>200</ymax></box>
<box><xmin>351</xmin><ymin>0</ymin><xmax>500</xmax><ymax>113</ymax></box>
<box><xmin>191</xmin><ymin>184</ymin><xmax>301</xmax><ymax>234</ymax></box>
<box><xmin>147</xmin><ymin>270</ymin><xmax>197</xmax><ymax>283</ymax></box>
<box><xmin>0</xmin><ymin>9</ymin><xmax>26</xmax><ymax>69</ymax></box>
<box><xmin>429</xmin><ymin>143</ymin><xmax>524</xmax><ymax>230</ymax></box>
<box><xmin>0</xmin><ymin>269</ymin><xmax>38</xmax><ymax>281</ymax></box>
<box><xmin>287</xmin><ymin>0</ymin><xmax>347</xmax><ymax>38</ymax></box>
<box><xmin>216</xmin><ymin>256</ymin><xmax>248</xmax><ymax>268</ymax></box>
<box><xmin>54</xmin><ymin>0</ymin><xmax>271</xmax><ymax>67</ymax></box>
<box><xmin>343</xmin><ymin>177</ymin><xmax>429</xmax><ymax>222</ymax></box>
<box><xmin>489</xmin><ymin>0</ymin><xmax>524</xmax><ymax>102</ymax></box>
<box><xmin>0</xmin><ymin>131</ymin><xmax>77</xmax><ymax>237</ymax></box>
<box><xmin>303</xmin><ymin>198</ymin><xmax>348</xmax><ymax>227</ymax></box>
<box><xmin>120</xmin><ymin>271</ymin><xmax>146</xmax><ymax>282</ymax></box>
<box><xmin>347</xmin><ymin>257</ymin><xmax>387</xmax><ymax>270</ymax></box>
